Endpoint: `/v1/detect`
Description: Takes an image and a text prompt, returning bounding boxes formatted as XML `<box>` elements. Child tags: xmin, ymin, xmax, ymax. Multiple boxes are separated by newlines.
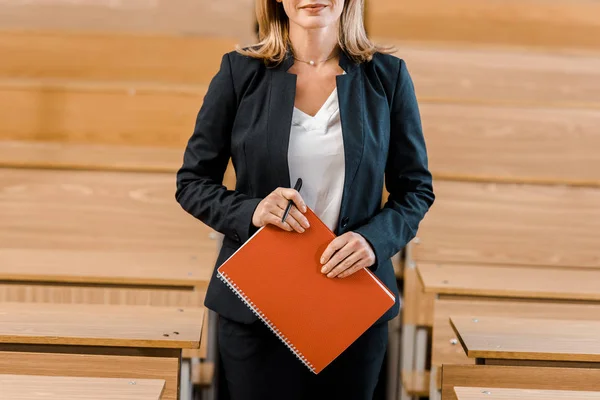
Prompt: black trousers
<box><xmin>217</xmin><ymin>315</ymin><xmax>388</xmax><ymax>400</ymax></box>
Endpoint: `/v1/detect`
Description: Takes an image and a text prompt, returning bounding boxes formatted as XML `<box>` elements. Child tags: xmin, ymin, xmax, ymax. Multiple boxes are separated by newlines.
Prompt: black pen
<box><xmin>281</xmin><ymin>178</ymin><xmax>303</xmax><ymax>223</ymax></box>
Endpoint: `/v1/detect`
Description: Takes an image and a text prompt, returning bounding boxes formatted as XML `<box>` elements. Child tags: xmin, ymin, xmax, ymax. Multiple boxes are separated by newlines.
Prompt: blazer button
<box><xmin>233</xmin><ymin>232</ymin><xmax>240</xmax><ymax>242</ymax></box>
<box><xmin>341</xmin><ymin>217</ymin><xmax>349</xmax><ymax>229</ymax></box>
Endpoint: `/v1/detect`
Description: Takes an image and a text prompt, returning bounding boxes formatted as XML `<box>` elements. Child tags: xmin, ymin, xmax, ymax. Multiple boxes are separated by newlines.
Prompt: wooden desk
<box><xmin>0</xmin><ymin>302</ymin><xmax>204</xmax><ymax>400</ymax></box>
<box><xmin>0</xmin><ymin>248</ymin><xmax>211</xmax><ymax>289</ymax></box>
<box><xmin>454</xmin><ymin>387</ymin><xmax>600</xmax><ymax>400</ymax></box>
<box><xmin>1</xmin><ymin>374</ymin><xmax>165</xmax><ymax>400</ymax></box>
<box><xmin>441</xmin><ymin>316</ymin><xmax>600</xmax><ymax>400</ymax></box>
<box><xmin>415</xmin><ymin>263</ymin><xmax>600</xmax><ymax>398</ymax></box>
<box><xmin>450</xmin><ymin>315</ymin><xmax>600</xmax><ymax>364</ymax></box>
<box><xmin>419</xmin><ymin>263</ymin><xmax>600</xmax><ymax>302</ymax></box>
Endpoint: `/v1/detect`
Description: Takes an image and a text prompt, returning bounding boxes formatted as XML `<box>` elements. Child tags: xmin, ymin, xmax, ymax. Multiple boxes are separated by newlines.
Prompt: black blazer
<box><xmin>176</xmin><ymin>49</ymin><xmax>435</xmax><ymax>324</ymax></box>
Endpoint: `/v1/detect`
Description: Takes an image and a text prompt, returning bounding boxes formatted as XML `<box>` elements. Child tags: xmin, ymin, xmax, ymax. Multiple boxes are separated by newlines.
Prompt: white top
<box><xmin>288</xmin><ymin>87</ymin><xmax>345</xmax><ymax>231</ymax></box>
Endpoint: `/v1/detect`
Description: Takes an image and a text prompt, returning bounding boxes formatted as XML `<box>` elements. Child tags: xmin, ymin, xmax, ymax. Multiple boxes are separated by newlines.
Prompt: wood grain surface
<box><xmin>0</xmin><ymin>302</ymin><xmax>203</xmax><ymax>349</ymax></box>
<box><xmin>418</xmin><ymin>263</ymin><xmax>600</xmax><ymax>301</ymax></box>
<box><xmin>0</xmin><ymin>1</ymin><xmax>255</xmax><ymax>41</ymax></box>
<box><xmin>368</xmin><ymin>0</ymin><xmax>600</xmax><ymax>50</ymax></box>
<box><xmin>391</xmin><ymin>44</ymin><xmax>600</xmax><ymax>108</ymax></box>
<box><xmin>450</xmin><ymin>315</ymin><xmax>600</xmax><ymax>363</ymax></box>
<box><xmin>402</xmin><ymin>265</ymin><xmax>434</xmax><ymax>326</ymax></box>
<box><xmin>413</xmin><ymin>181</ymin><xmax>600</xmax><ymax>268</ymax></box>
<box><xmin>454</xmin><ymin>386</ymin><xmax>600</xmax><ymax>400</ymax></box>
<box><xmin>0</xmin><ymin>141</ymin><xmax>183</xmax><ymax>172</ymax></box>
<box><xmin>0</xmin><ymin>31</ymin><xmax>236</xmax><ymax>85</ymax></box>
<box><xmin>0</xmin><ymin>351</ymin><xmax>179</xmax><ymax>400</ymax></box>
<box><xmin>0</xmin><ymin>283</ymin><xmax>206</xmax><ymax>308</ymax></box>
<box><xmin>0</xmin><ymin>248</ymin><xmax>213</xmax><ymax>288</ymax></box>
<box><xmin>421</xmin><ymin>104</ymin><xmax>600</xmax><ymax>186</ymax></box>
<box><xmin>0</xmin><ymin>374</ymin><xmax>165</xmax><ymax>400</ymax></box>
<box><xmin>0</xmin><ymin>79</ymin><xmax>205</xmax><ymax>148</ymax></box>
<box><xmin>442</xmin><ymin>365</ymin><xmax>600</xmax><ymax>400</ymax></box>
<box><xmin>432</xmin><ymin>299</ymin><xmax>600</xmax><ymax>368</ymax></box>
<box><xmin>0</xmin><ymin>168</ymin><xmax>213</xmax><ymax>252</ymax></box>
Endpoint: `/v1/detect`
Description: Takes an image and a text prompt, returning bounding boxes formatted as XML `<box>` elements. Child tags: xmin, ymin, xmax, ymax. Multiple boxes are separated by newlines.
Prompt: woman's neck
<box><xmin>288</xmin><ymin>22</ymin><xmax>339</xmax><ymax>66</ymax></box>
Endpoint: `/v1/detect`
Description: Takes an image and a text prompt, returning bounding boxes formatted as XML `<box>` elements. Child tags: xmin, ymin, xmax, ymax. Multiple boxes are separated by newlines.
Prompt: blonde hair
<box><xmin>237</xmin><ymin>0</ymin><xmax>395</xmax><ymax>65</ymax></box>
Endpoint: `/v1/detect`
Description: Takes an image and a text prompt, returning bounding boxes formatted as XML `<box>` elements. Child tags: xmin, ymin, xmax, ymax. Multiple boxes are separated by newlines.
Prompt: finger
<box><xmin>337</xmin><ymin>260</ymin><xmax>368</xmax><ymax>279</ymax></box>
<box><xmin>280</xmin><ymin>189</ymin><xmax>307</xmax><ymax>213</ymax></box>
<box><xmin>288</xmin><ymin>206</ymin><xmax>310</xmax><ymax>229</ymax></box>
<box><xmin>269</xmin><ymin>205</ymin><xmax>305</xmax><ymax>233</ymax></box>
<box><xmin>265</xmin><ymin>213</ymin><xmax>293</xmax><ymax>231</ymax></box>
<box><xmin>320</xmin><ymin>235</ymin><xmax>349</xmax><ymax>265</ymax></box>
<box><xmin>327</xmin><ymin>252</ymin><xmax>362</xmax><ymax>278</ymax></box>
<box><xmin>321</xmin><ymin>242</ymin><xmax>353</xmax><ymax>275</ymax></box>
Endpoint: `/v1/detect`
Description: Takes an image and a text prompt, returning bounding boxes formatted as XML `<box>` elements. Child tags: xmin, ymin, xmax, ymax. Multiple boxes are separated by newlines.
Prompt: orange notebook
<box><xmin>217</xmin><ymin>208</ymin><xmax>395</xmax><ymax>374</ymax></box>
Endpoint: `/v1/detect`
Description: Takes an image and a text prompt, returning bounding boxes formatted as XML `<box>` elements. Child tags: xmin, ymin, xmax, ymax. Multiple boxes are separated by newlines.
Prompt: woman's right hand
<box><xmin>251</xmin><ymin>187</ymin><xmax>310</xmax><ymax>233</ymax></box>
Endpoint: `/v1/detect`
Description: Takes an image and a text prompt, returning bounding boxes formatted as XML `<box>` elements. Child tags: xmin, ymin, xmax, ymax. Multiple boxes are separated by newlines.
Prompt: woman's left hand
<box><xmin>320</xmin><ymin>232</ymin><xmax>376</xmax><ymax>278</ymax></box>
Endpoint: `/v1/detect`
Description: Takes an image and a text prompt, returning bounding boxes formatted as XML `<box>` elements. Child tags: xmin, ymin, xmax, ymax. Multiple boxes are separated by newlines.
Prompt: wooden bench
<box><xmin>454</xmin><ymin>387</ymin><xmax>600</xmax><ymax>400</ymax></box>
<box><xmin>0</xmin><ymin>302</ymin><xmax>204</xmax><ymax>400</ymax></box>
<box><xmin>441</xmin><ymin>316</ymin><xmax>600</xmax><ymax>400</ymax></box>
<box><xmin>367</xmin><ymin>0</ymin><xmax>600</xmax><ymax>49</ymax></box>
<box><xmin>0</xmin><ymin>31</ymin><xmax>236</xmax><ymax>85</ymax></box>
<box><xmin>0</xmin><ymin>374</ymin><xmax>166</xmax><ymax>400</ymax></box>
<box><xmin>450</xmin><ymin>315</ymin><xmax>600</xmax><ymax>365</ymax></box>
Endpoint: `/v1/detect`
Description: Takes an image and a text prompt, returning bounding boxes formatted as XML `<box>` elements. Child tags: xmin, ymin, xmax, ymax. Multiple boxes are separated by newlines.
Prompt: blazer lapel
<box><xmin>337</xmin><ymin>52</ymin><xmax>365</xmax><ymax>217</ymax></box>
<box><xmin>267</xmin><ymin>55</ymin><xmax>297</xmax><ymax>189</ymax></box>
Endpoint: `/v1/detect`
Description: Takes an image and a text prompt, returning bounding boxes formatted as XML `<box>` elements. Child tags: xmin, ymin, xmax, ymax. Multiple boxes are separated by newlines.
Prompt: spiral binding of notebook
<box><xmin>218</xmin><ymin>271</ymin><xmax>316</xmax><ymax>373</ymax></box>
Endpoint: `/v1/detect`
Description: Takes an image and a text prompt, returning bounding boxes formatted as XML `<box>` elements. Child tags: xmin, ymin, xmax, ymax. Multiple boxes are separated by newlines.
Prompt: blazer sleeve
<box><xmin>355</xmin><ymin>59</ymin><xmax>435</xmax><ymax>270</ymax></box>
<box><xmin>175</xmin><ymin>53</ymin><xmax>261</xmax><ymax>244</ymax></box>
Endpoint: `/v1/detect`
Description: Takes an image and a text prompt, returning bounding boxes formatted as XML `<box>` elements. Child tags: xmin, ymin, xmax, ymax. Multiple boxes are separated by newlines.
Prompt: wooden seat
<box><xmin>413</xmin><ymin>181</ymin><xmax>600</xmax><ymax>269</ymax></box>
<box><xmin>0</xmin><ymin>78</ymin><xmax>205</xmax><ymax>148</ymax></box>
<box><xmin>454</xmin><ymin>387</ymin><xmax>600</xmax><ymax>400</ymax></box>
<box><xmin>0</xmin><ymin>31</ymin><xmax>237</xmax><ymax>85</ymax></box>
<box><xmin>367</xmin><ymin>0</ymin><xmax>600</xmax><ymax>49</ymax></box>
<box><xmin>192</xmin><ymin>361</ymin><xmax>215</xmax><ymax>387</ymax></box>
<box><xmin>0</xmin><ymin>374</ymin><xmax>166</xmax><ymax>400</ymax></box>
<box><xmin>0</xmin><ymin>302</ymin><xmax>204</xmax><ymax>400</ymax></box>
<box><xmin>401</xmin><ymin>370</ymin><xmax>430</xmax><ymax>397</ymax></box>
<box><xmin>450</xmin><ymin>315</ymin><xmax>600</xmax><ymax>364</ymax></box>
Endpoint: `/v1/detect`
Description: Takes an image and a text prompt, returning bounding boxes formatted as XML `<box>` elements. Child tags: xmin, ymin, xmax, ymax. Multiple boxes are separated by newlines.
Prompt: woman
<box><xmin>176</xmin><ymin>0</ymin><xmax>434</xmax><ymax>398</ymax></box>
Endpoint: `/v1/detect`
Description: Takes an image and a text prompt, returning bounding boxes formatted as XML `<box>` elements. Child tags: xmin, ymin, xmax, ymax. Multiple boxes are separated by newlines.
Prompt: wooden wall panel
<box><xmin>0</xmin><ymin>31</ymin><xmax>236</xmax><ymax>85</ymax></box>
<box><xmin>0</xmin><ymin>79</ymin><xmax>205</xmax><ymax>147</ymax></box>
<box><xmin>421</xmin><ymin>104</ymin><xmax>600</xmax><ymax>186</ymax></box>
<box><xmin>368</xmin><ymin>0</ymin><xmax>600</xmax><ymax>50</ymax></box>
<box><xmin>413</xmin><ymin>181</ymin><xmax>600</xmax><ymax>268</ymax></box>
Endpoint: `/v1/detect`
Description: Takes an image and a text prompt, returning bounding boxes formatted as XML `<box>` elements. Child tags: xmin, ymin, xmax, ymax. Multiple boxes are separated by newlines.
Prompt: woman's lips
<box><xmin>300</xmin><ymin>4</ymin><xmax>327</xmax><ymax>13</ymax></box>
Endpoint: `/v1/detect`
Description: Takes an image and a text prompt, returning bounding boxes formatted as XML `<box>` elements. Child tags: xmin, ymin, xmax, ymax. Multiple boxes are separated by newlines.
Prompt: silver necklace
<box><xmin>293</xmin><ymin>52</ymin><xmax>337</xmax><ymax>66</ymax></box>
